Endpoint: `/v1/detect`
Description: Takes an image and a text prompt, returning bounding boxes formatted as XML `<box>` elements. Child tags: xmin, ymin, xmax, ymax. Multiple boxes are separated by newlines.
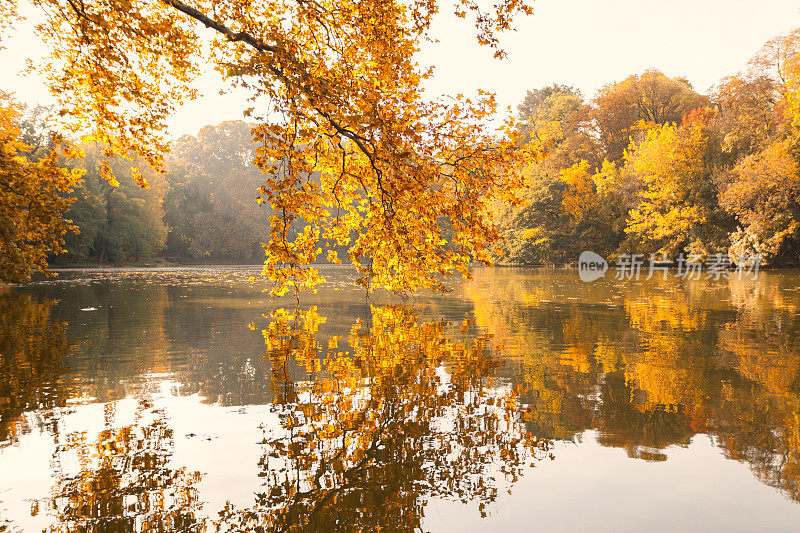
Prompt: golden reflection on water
<box><xmin>1</xmin><ymin>268</ymin><xmax>800</xmax><ymax>531</ymax></box>
<box><xmin>39</xmin><ymin>398</ymin><xmax>203</xmax><ymax>531</ymax></box>
<box><xmin>218</xmin><ymin>305</ymin><xmax>549</xmax><ymax>532</ymax></box>
<box><xmin>465</xmin><ymin>269</ymin><xmax>800</xmax><ymax>501</ymax></box>
<box><xmin>0</xmin><ymin>289</ymin><xmax>70</xmax><ymax>444</ymax></box>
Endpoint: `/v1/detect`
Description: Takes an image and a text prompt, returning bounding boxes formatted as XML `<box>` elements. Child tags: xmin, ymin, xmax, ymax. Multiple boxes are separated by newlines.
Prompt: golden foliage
<box><xmin>592</xmin><ymin>70</ymin><xmax>709</xmax><ymax>163</ymax></box>
<box><xmin>12</xmin><ymin>0</ymin><xmax>536</xmax><ymax>293</ymax></box>
<box><xmin>622</xmin><ymin>113</ymin><xmax>719</xmax><ymax>254</ymax></box>
<box><xmin>36</xmin><ymin>400</ymin><xmax>203</xmax><ymax>531</ymax></box>
<box><xmin>0</xmin><ymin>93</ymin><xmax>84</xmax><ymax>282</ymax></box>
<box><xmin>218</xmin><ymin>304</ymin><xmax>550</xmax><ymax>531</ymax></box>
<box><xmin>720</xmin><ymin>140</ymin><xmax>800</xmax><ymax>259</ymax></box>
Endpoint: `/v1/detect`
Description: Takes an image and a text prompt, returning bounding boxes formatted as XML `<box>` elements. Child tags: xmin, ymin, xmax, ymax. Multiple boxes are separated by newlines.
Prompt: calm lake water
<box><xmin>2</xmin><ymin>266</ymin><xmax>800</xmax><ymax>531</ymax></box>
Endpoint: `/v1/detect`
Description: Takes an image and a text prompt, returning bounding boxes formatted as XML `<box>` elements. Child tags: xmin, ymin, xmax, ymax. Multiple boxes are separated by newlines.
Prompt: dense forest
<box><xmin>4</xmin><ymin>29</ymin><xmax>800</xmax><ymax>272</ymax></box>
<box><xmin>41</xmin><ymin>28</ymin><xmax>800</xmax><ymax>268</ymax></box>
<box><xmin>494</xmin><ymin>30</ymin><xmax>800</xmax><ymax>267</ymax></box>
<box><xmin>52</xmin><ymin>120</ymin><xmax>274</xmax><ymax>264</ymax></box>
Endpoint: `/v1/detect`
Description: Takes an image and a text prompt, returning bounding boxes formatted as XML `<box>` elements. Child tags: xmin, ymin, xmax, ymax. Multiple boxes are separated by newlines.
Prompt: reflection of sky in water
<box><xmin>426</xmin><ymin>432</ymin><xmax>800</xmax><ymax>532</ymax></box>
<box><xmin>1</xmin><ymin>266</ymin><xmax>800</xmax><ymax>531</ymax></box>
<box><xmin>0</xmin><ymin>384</ymin><xmax>276</xmax><ymax>529</ymax></box>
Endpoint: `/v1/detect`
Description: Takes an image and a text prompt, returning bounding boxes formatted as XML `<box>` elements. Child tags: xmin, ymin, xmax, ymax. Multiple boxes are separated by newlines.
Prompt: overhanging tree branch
<box><xmin>158</xmin><ymin>0</ymin><xmax>394</xmax><ymax>213</ymax></box>
<box><xmin>160</xmin><ymin>0</ymin><xmax>279</xmax><ymax>53</ymax></box>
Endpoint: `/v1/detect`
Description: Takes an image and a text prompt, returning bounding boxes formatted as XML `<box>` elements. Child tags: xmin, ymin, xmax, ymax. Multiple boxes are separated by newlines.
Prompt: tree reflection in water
<box><xmin>3</xmin><ymin>270</ymin><xmax>800</xmax><ymax>531</ymax></box>
<box><xmin>217</xmin><ymin>305</ymin><xmax>552</xmax><ymax>532</ymax></box>
<box><xmin>466</xmin><ymin>270</ymin><xmax>800</xmax><ymax>504</ymax></box>
<box><xmin>2</xmin><ymin>296</ymin><xmax>550</xmax><ymax>532</ymax></box>
<box><xmin>0</xmin><ymin>289</ymin><xmax>70</xmax><ymax>443</ymax></box>
<box><xmin>37</xmin><ymin>398</ymin><xmax>203</xmax><ymax>531</ymax></box>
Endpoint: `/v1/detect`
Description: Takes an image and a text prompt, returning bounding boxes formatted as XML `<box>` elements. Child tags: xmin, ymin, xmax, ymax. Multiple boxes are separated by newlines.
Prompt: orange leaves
<box><xmin>720</xmin><ymin>140</ymin><xmax>800</xmax><ymax>259</ymax></box>
<box><xmin>18</xmin><ymin>0</ymin><xmax>535</xmax><ymax>294</ymax></box>
<box><xmin>131</xmin><ymin>167</ymin><xmax>149</xmax><ymax>188</ymax></box>
<box><xmin>0</xmin><ymin>0</ymin><xmax>19</xmax><ymax>43</ymax></box>
<box><xmin>0</xmin><ymin>94</ymin><xmax>83</xmax><ymax>282</ymax></box>
<box><xmin>237</xmin><ymin>9</ymin><xmax>534</xmax><ymax>296</ymax></box>
<box><xmin>99</xmin><ymin>161</ymin><xmax>119</xmax><ymax>186</ymax></box>
<box><xmin>622</xmin><ymin>119</ymin><xmax>717</xmax><ymax>253</ymax></box>
<box><xmin>27</xmin><ymin>0</ymin><xmax>200</xmax><ymax>178</ymax></box>
<box><xmin>559</xmin><ymin>160</ymin><xmax>601</xmax><ymax>224</ymax></box>
<box><xmin>592</xmin><ymin>71</ymin><xmax>709</xmax><ymax>163</ymax></box>
<box><xmin>238</xmin><ymin>302</ymin><xmax>546</xmax><ymax>531</ymax></box>
<box><xmin>452</xmin><ymin>0</ymin><xmax>533</xmax><ymax>58</ymax></box>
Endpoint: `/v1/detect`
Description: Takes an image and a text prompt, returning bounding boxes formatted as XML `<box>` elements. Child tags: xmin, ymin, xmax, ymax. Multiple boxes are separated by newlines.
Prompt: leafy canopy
<box><xmin>8</xmin><ymin>0</ymin><xmax>535</xmax><ymax>293</ymax></box>
<box><xmin>592</xmin><ymin>70</ymin><xmax>709</xmax><ymax>163</ymax></box>
<box><xmin>0</xmin><ymin>93</ymin><xmax>84</xmax><ymax>282</ymax></box>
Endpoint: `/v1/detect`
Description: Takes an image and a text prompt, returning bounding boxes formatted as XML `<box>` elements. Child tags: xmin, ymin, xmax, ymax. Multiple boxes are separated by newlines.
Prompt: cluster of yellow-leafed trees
<box><xmin>3</xmin><ymin>1</ymin><xmax>800</xmax><ymax>285</ymax></box>
<box><xmin>498</xmin><ymin>30</ymin><xmax>800</xmax><ymax>266</ymax></box>
<box><xmin>0</xmin><ymin>94</ymin><xmax>84</xmax><ymax>282</ymax></box>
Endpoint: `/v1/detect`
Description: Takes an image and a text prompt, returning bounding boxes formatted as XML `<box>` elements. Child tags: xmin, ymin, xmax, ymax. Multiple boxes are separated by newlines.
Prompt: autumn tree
<box><xmin>622</xmin><ymin>109</ymin><xmax>731</xmax><ymax>256</ymax></box>
<box><xmin>714</xmin><ymin>74</ymin><xmax>783</xmax><ymax>159</ymax></box>
<box><xmin>495</xmin><ymin>85</ymin><xmax>618</xmax><ymax>265</ymax></box>
<box><xmin>496</xmin><ymin>161</ymin><xmax>623</xmax><ymax>265</ymax></box>
<box><xmin>0</xmin><ymin>93</ymin><xmax>83</xmax><ymax>282</ymax></box>
<box><xmin>499</xmin><ymin>37</ymin><xmax>800</xmax><ymax>266</ymax></box>
<box><xmin>593</xmin><ymin>70</ymin><xmax>709</xmax><ymax>163</ymax></box>
<box><xmin>500</xmin><ymin>74</ymin><xmax>712</xmax><ymax>266</ymax></box>
<box><xmin>7</xmin><ymin>0</ymin><xmax>535</xmax><ymax>293</ymax></box>
<box><xmin>720</xmin><ymin>141</ymin><xmax>800</xmax><ymax>263</ymax></box>
<box><xmin>517</xmin><ymin>84</ymin><xmax>600</xmax><ymax>168</ymax></box>
<box><xmin>713</xmin><ymin>28</ymin><xmax>800</xmax><ymax>264</ymax></box>
<box><xmin>747</xmin><ymin>28</ymin><xmax>800</xmax><ymax>134</ymax></box>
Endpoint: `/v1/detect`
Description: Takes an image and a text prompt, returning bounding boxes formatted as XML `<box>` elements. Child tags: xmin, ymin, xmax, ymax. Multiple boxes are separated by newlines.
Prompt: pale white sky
<box><xmin>2</xmin><ymin>0</ymin><xmax>799</xmax><ymax>137</ymax></box>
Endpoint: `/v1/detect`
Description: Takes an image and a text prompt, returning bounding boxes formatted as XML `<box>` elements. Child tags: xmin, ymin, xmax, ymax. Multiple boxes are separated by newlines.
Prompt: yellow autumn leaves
<box><xmin>8</xmin><ymin>0</ymin><xmax>535</xmax><ymax>294</ymax></box>
<box><xmin>224</xmin><ymin>303</ymin><xmax>547</xmax><ymax>530</ymax></box>
<box><xmin>0</xmin><ymin>94</ymin><xmax>84</xmax><ymax>282</ymax></box>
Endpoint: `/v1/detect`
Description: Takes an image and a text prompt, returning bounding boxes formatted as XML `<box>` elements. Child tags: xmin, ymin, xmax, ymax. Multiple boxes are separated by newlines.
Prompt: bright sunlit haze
<box><xmin>2</xmin><ymin>0</ymin><xmax>799</xmax><ymax>136</ymax></box>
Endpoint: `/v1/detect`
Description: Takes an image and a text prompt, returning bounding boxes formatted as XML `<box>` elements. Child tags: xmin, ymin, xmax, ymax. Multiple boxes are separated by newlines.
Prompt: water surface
<box><xmin>1</xmin><ymin>266</ymin><xmax>800</xmax><ymax>531</ymax></box>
